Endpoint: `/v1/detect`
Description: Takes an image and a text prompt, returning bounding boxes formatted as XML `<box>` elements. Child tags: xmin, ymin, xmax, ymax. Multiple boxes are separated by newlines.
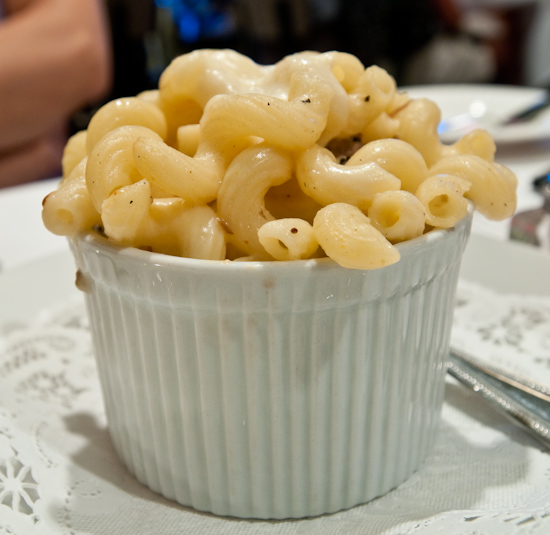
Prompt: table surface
<box><xmin>2</xmin><ymin>85</ymin><xmax>550</xmax><ymax>534</ymax></box>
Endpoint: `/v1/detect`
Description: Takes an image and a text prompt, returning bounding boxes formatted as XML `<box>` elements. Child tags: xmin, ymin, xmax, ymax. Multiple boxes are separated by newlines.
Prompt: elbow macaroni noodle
<box><xmin>368</xmin><ymin>190</ymin><xmax>426</xmax><ymax>243</ymax></box>
<box><xmin>415</xmin><ymin>174</ymin><xmax>471</xmax><ymax>229</ymax></box>
<box><xmin>217</xmin><ymin>144</ymin><xmax>293</xmax><ymax>258</ymax></box>
<box><xmin>258</xmin><ymin>218</ymin><xmax>318</xmax><ymax>261</ymax></box>
<box><xmin>313</xmin><ymin>203</ymin><xmax>401</xmax><ymax>270</ymax></box>
<box><xmin>42</xmin><ymin>49</ymin><xmax>518</xmax><ymax>270</ymax></box>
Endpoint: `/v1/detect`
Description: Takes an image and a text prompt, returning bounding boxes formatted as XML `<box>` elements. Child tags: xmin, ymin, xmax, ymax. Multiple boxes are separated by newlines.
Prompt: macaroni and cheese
<box><xmin>42</xmin><ymin>49</ymin><xmax>517</xmax><ymax>269</ymax></box>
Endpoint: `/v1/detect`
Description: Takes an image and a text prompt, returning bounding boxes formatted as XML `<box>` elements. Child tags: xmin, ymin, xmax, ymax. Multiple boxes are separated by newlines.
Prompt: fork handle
<box><xmin>448</xmin><ymin>349</ymin><xmax>550</xmax><ymax>450</ymax></box>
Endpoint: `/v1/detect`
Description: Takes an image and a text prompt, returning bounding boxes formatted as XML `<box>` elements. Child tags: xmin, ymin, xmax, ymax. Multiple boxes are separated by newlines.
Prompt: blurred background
<box><xmin>75</xmin><ymin>0</ymin><xmax>550</xmax><ymax>131</ymax></box>
<box><xmin>104</xmin><ymin>0</ymin><xmax>549</xmax><ymax>98</ymax></box>
<box><xmin>2</xmin><ymin>0</ymin><xmax>549</xmax><ymax>188</ymax></box>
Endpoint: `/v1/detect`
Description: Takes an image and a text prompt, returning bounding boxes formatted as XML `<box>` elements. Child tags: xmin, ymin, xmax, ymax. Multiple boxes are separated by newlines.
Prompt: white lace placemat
<box><xmin>1</xmin><ymin>279</ymin><xmax>550</xmax><ymax>535</ymax></box>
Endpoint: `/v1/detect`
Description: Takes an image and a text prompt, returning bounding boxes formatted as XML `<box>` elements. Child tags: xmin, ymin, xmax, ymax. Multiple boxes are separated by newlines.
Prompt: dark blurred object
<box><xmin>71</xmin><ymin>0</ymin><xmax>159</xmax><ymax>134</ymax></box>
<box><xmin>338</xmin><ymin>0</ymin><xmax>497</xmax><ymax>85</ymax></box>
<box><xmin>153</xmin><ymin>0</ymin><xmax>241</xmax><ymax>62</ymax></box>
<box><xmin>156</xmin><ymin>0</ymin><xmax>235</xmax><ymax>45</ymax></box>
<box><xmin>481</xmin><ymin>4</ymin><xmax>536</xmax><ymax>86</ymax></box>
<box><xmin>155</xmin><ymin>0</ymin><xmax>339</xmax><ymax>66</ymax></box>
<box><xmin>234</xmin><ymin>0</ymin><xmax>311</xmax><ymax>64</ymax></box>
<box><xmin>106</xmin><ymin>0</ymin><xmax>157</xmax><ymax>97</ymax></box>
<box><xmin>233</xmin><ymin>0</ymin><xmax>346</xmax><ymax>64</ymax></box>
<box><xmin>126</xmin><ymin>0</ymin><xmax>540</xmax><ymax>90</ymax></box>
<box><xmin>153</xmin><ymin>0</ymin><xmax>497</xmax><ymax>84</ymax></box>
<box><xmin>338</xmin><ymin>0</ymin><xmax>439</xmax><ymax>75</ymax></box>
<box><xmin>510</xmin><ymin>171</ymin><xmax>550</xmax><ymax>250</ymax></box>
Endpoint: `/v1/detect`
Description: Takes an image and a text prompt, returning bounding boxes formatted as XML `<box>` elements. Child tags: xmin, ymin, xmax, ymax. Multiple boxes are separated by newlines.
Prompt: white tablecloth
<box><xmin>1</xmin><ymin>280</ymin><xmax>550</xmax><ymax>534</ymax></box>
<box><xmin>0</xmin><ymin>178</ymin><xmax>67</xmax><ymax>273</ymax></box>
<box><xmin>2</xmin><ymin>85</ymin><xmax>550</xmax><ymax>534</ymax></box>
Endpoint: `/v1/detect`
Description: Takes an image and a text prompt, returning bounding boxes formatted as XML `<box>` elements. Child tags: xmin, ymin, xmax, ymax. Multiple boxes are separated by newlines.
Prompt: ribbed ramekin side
<box><xmin>70</xmin><ymin>211</ymin><xmax>471</xmax><ymax>519</ymax></box>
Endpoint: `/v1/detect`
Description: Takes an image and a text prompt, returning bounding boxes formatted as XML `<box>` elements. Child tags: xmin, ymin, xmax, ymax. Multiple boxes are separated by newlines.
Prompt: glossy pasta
<box><xmin>258</xmin><ymin>218</ymin><xmax>318</xmax><ymax>261</ymax></box>
<box><xmin>42</xmin><ymin>49</ymin><xmax>518</xmax><ymax>270</ymax></box>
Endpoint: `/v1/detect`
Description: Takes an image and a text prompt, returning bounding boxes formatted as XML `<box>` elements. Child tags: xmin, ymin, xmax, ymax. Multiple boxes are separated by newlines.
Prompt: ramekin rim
<box><xmin>72</xmin><ymin>204</ymin><xmax>473</xmax><ymax>272</ymax></box>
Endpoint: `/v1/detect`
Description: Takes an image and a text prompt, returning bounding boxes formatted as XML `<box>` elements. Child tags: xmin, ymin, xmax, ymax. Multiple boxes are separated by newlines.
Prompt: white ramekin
<box><xmin>69</xmin><ymin>207</ymin><xmax>472</xmax><ymax>519</ymax></box>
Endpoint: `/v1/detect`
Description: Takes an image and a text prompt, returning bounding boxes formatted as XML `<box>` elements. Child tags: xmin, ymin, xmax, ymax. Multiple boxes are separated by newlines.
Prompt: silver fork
<box><xmin>448</xmin><ymin>347</ymin><xmax>550</xmax><ymax>451</ymax></box>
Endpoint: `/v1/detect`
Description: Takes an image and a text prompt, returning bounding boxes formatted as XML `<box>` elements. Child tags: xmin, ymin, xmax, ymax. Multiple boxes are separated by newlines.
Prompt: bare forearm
<box><xmin>0</xmin><ymin>127</ymin><xmax>66</xmax><ymax>187</ymax></box>
<box><xmin>0</xmin><ymin>0</ymin><xmax>112</xmax><ymax>151</ymax></box>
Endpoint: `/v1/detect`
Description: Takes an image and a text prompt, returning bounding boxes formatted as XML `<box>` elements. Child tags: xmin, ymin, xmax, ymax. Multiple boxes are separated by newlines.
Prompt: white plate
<box><xmin>404</xmin><ymin>84</ymin><xmax>550</xmax><ymax>144</ymax></box>
<box><xmin>1</xmin><ymin>234</ymin><xmax>549</xmax><ymax>333</ymax></box>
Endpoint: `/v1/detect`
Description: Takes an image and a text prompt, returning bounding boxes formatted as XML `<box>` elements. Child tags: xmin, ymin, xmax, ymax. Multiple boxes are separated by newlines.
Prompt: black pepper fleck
<box><xmin>92</xmin><ymin>225</ymin><xmax>106</xmax><ymax>237</ymax></box>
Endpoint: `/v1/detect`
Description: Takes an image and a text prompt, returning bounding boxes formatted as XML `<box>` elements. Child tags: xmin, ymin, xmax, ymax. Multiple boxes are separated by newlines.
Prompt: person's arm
<box><xmin>0</xmin><ymin>126</ymin><xmax>66</xmax><ymax>187</ymax></box>
<box><xmin>0</xmin><ymin>0</ymin><xmax>112</xmax><ymax>152</ymax></box>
